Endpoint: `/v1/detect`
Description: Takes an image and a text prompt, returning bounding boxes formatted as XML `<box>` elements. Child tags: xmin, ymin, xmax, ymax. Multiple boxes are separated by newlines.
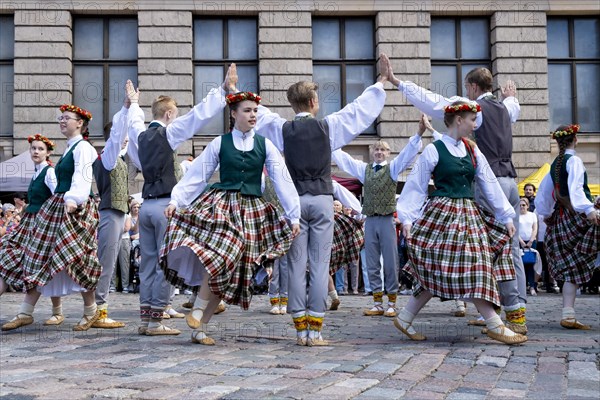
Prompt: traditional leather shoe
<box><xmin>560</xmin><ymin>318</ymin><xmax>591</xmax><ymax>330</ymax></box>
<box><xmin>506</xmin><ymin>321</ymin><xmax>528</xmax><ymax>335</ymax></box>
<box><xmin>486</xmin><ymin>326</ymin><xmax>527</xmax><ymax>344</ymax></box>
<box><xmin>307</xmin><ymin>335</ymin><xmax>329</xmax><ymax>346</ymax></box>
<box><xmin>165</xmin><ymin>306</ymin><xmax>185</xmax><ymax>318</ymax></box>
<box><xmin>467</xmin><ymin>318</ymin><xmax>486</xmax><ymax>326</ymax></box>
<box><xmin>363</xmin><ymin>306</ymin><xmax>384</xmax><ymax>316</ymax></box>
<box><xmin>329</xmin><ymin>299</ymin><xmax>340</xmax><ymax>311</ymax></box>
<box><xmin>43</xmin><ymin>314</ymin><xmax>65</xmax><ymax>326</ymax></box>
<box><xmin>138</xmin><ymin>326</ymin><xmax>148</xmax><ymax>335</ymax></box>
<box><xmin>92</xmin><ymin>317</ymin><xmax>126</xmax><ymax>329</ymax></box>
<box><xmin>270</xmin><ymin>306</ymin><xmax>281</xmax><ymax>315</ymax></box>
<box><xmin>181</xmin><ymin>301</ymin><xmax>194</xmax><ymax>309</ymax></box>
<box><xmin>393</xmin><ymin>318</ymin><xmax>426</xmax><ymax>341</ymax></box>
<box><xmin>383</xmin><ymin>307</ymin><xmax>397</xmax><ymax>317</ymax></box>
<box><xmin>145</xmin><ymin>324</ymin><xmax>181</xmax><ymax>336</ymax></box>
<box><xmin>296</xmin><ymin>337</ymin><xmax>308</xmax><ymax>346</ymax></box>
<box><xmin>214</xmin><ymin>302</ymin><xmax>226</xmax><ymax>315</ymax></box>
<box><xmin>1</xmin><ymin>315</ymin><xmax>34</xmax><ymax>331</ymax></box>
<box><xmin>186</xmin><ymin>309</ymin><xmax>202</xmax><ymax>329</ymax></box>
<box><xmin>454</xmin><ymin>310</ymin><xmax>466</xmax><ymax>317</ymax></box>
<box><xmin>191</xmin><ymin>331</ymin><xmax>215</xmax><ymax>345</ymax></box>
<box><xmin>73</xmin><ymin>310</ymin><xmax>101</xmax><ymax>331</ymax></box>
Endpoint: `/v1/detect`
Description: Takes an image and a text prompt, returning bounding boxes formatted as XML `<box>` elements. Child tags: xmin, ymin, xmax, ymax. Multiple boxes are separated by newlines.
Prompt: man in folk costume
<box><xmin>126</xmin><ymin>64</ymin><xmax>237</xmax><ymax>336</ymax></box>
<box><xmin>91</xmin><ymin>92</ymin><xmax>130</xmax><ymax>329</ymax></box>
<box><xmin>256</xmin><ymin>53</ymin><xmax>393</xmax><ymax>346</ymax></box>
<box><xmin>392</xmin><ymin>67</ymin><xmax>529</xmax><ymax>334</ymax></box>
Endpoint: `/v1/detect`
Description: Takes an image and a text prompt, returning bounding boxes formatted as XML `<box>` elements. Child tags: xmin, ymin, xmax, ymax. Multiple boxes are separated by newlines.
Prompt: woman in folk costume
<box><xmin>161</xmin><ymin>91</ymin><xmax>300</xmax><ymax>345</ymax></box>
<box><xmin>0</xmin><ymin>135</ymin><xmax>65</xmax><ymax>329</ymax></box>
<box><xmin>395</xmin><ymin>100</ymin><xmax>527</xmax><ymax>345</ymax></box>
<box><xmin>536</xmin><ymin>124</ymin><xmax>599</xmax><ymax>330</ymax></box>
<box><xmin>2</xmin><ymin>105</ymin><xmax>101</xmax><ymax>332</ymax></box>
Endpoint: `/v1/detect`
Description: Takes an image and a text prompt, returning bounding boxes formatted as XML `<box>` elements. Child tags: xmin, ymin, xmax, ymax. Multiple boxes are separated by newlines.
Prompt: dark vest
<box><xmin>282</xmin><ymin>117</ymin><xmax>333</xmax><ymax>196</ymax></box>
<box><xmin>26</xmin><ymin>165</ymin><xmax>52</xmax><ymax>213</ymax></box>
<box><xmin>138</xmin><ymin>122</ymin><xmax>183</xmax><ymax>199</ymax></box>
<box><xmin>474</xmin><ymin>96</ymin><xmax>516</xmax><ymax>178</ymax></box>
<box><xmin>55</xmin><ymin>140</ymin><xmax>86</xmax><ymax>193</ymax></box>
<box><xmin>550</xmin><ymin>153</ymin><xmax>593</xmax><ymax>206</ymax></box>
<box><xmin>430</xmin><ymin>141</ymin><xmax>476</xmax><ymax>199</ymax></box>
<box><xmin>362</xmin><ymin>164</ymin><xmax>396</xmax><ymax>216</ymax></box>
<box><xmin>212</xmin><ymin>133</ymin><xmax>265</xmax><ymax>197</ymax></box>
<box><xmin>93</xmin><ymin>155</ymin><xmax>129</xmax><ymax>213</ymax></box>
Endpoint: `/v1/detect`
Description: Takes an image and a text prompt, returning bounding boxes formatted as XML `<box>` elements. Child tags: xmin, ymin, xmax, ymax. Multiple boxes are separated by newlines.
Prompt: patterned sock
<box><xmin>280</xmin><ymin>297</ymin><xmax>288</xmax><ymax>306</ymax></box>
<box><xmin>270</xmin><ymin>296</ymin><xmax>280</xmax><ymax>306</ymax></box>
<box><xmin>373</xmin><ymin>291</ymin><xmax>383</xmax><ymax>303</ymax></box>
<box><xmin>97</xmin><ymin>303</ymin><xmax>108</xmax><ymax>319</ymax></box>
<box><xmin>328</xmin><ymin>290</ymin><xmax>338</xmax><ymax>301</ymax></box>
<box><xmin>140</xmin><ymin>305</ymin><xmax>150</xmax><ymax>327</ymax></box>
<box><xmin>387</xmin><ymin>293</ymin><xmax>397</xmax><ymax>305</ymax></box>
<box><xmin>307</xmin><ymin>311</ymin><xmax>325</xmax><ymax>339</ymax></box>
<box><xmin>292</xmin><ymin>311</ymin><xmax>307</xmax><ymax>338</ymax></box>
<box><xmin>486</xmin><ymin>314</ymin><xmax>516</xmax><ymax>337</ymax></box>
<box><xmin>148</xmin><ymin>308</ymin><xmax>163</xmax><ymax>328</ymax></box>
<box><xmin>562</xmin><ymin>307</ymin><xmax>576</xmax><ymax>320</ymax></box>
<box><xmin>505</xmin><ymin>306</ymin><xmax>525</xmax><ymax>326</ymax></box>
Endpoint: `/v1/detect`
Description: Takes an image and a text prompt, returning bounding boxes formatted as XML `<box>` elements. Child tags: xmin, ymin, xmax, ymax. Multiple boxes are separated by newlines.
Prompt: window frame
<box><xmin>0</xmin><ymin>15</ymin><xmax>14</xmax><ymax>137</ymax></box>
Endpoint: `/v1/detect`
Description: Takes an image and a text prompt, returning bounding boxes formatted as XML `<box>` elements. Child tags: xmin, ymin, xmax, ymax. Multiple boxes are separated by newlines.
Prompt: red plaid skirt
<box><xmin>0</xmin><ymin>212</ymin><xmax>36</xmax><ymax>290</ymax></box>
<box><xmin>545</xmin><ymin>207</ymin><xmax>599</xmax><ymax>284</ymax></box>
<box><xmin>21</xmin><ymin>194</ymin><xmax>100</xmax><ymax>291</ymax></box>
<box><xmin>404</xmin><ymin>197</ymin><xmax>514</xmax><ymax>306</ymax></box>
<box><xmin>329</xmin><ymin>213</ymin><xmax>364</xmax><ymax>275</ymax></box>
<box><xmin>160</xmin><ymin>188</ymin><xmax>293</xmax><ymax>310</ymax></box>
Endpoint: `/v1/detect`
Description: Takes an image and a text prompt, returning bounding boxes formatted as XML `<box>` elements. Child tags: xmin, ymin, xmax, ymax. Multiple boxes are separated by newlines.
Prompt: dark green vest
<box><xmin>430</xmin><ymin>140</ymin><xmax>476</xmax><ymax>199</ymax></box>
<box><xmin>55</xmin><ymin>140</ymin><xmax>85</xmax><ymax>193</ymax></box>
<box><xmin>362</xmin><ymin>164</ymin><xmax>396</xmax><ymax>216</ymax></box>
<box><xmin>212</xmin><ymin>133</ymin><xmax>265</xmax><ymax>197</ymax></box>
<box><xmin>550</xmin><ymin>153</ymin><xmax>593</xmax><ymax>203</ymax></box>
<box><xmin>26</xmin><ymin>165</ymin><xmax>52</xmax><ymax>213</ymax></box>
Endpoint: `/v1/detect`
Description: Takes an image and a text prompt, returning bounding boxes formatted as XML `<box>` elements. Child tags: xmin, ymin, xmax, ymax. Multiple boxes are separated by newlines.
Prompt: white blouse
<box><xmin>33</xmin><ymin>161</ymin><xmax>57</xmax><ymax>194</ymax></box>
<box><xmin>61</xmin><ymin>135</ymin><xmax>97</xmax><ymax>206</ymax></box>
<box><xmin>100</xmin><ymin>106</ymin><xmax>129</xmax><ymax>171</ymax></box>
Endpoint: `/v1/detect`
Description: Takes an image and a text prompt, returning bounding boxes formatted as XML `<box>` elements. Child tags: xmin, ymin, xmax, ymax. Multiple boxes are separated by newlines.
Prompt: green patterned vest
<box><xmin>362</xmin><ymin>164</ymin><xmax>396</xmax><ymax>216</ymax></box>
<box><xmin>550</xmin><ymin>153</ymin><xmax>593</xmax><ymax>204</ymax></box>
<box><xmin>26</xmin><ymin>165</ymin><xmax>52</xmax><ymax>213</ymax></box>
<box><xmin>430</xmin><ymin>140</ymin><xmax>475</xmax><ymax>199</ymax></box>
<box><xmin>93</xmin><ymin>155</ymin><xmax>129</xmax><ymax>213</ymax></box>
<box><xmin>262</xmin><ymin>175</ymin><xmax>283</xmax><ymax>213</ymax></box>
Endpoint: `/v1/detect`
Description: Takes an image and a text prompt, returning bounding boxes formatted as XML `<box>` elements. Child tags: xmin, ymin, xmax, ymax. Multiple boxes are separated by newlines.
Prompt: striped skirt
<box><xmin>20</xmin><ymin>194</ymin><xmax>101</xmax><ymax>292</ymax></box>
<box><xmin>545</xmin><ymin>207</ymin><xmax>599</xmax><ymax>284</ymax></box>
<box><xmin>404</xmin><ymin>197</ymin><xmax>514</xmax><ymax>306</ymax></box>
<box><xmin>329</xmin><ymin>213</ymin><xmax>364</xmax><ymax>275</ymax></box>
<box><xmin>160</xmin><ymin>188</ymin><xmax>293</xmax><ymax>310</ymax></box>
<box><xmin>0</xmin><ymin>212</ymin><xmax>36</xmax><ymax>290</ymax></box>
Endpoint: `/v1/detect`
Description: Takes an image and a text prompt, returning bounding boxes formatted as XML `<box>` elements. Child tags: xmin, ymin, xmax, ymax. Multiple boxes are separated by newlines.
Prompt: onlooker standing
<box><xmin>524</xmin><ymin>183</ymin><xmax>536</xmax><ymax>212</ymax></box>
<box><xmin>519</xmin><ymin>198</ymin><xmax>538</xmax><ymax>295</ymax></box>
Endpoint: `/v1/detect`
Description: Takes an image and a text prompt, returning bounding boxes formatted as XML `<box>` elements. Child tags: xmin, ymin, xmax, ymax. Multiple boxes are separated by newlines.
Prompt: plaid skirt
<box><xmin>21</xmin><ymin>194</ymin><xmax>101</xmax><ymax>292</ymax></box>
<box><xmin>404</xmin><ymin>197</ymin><xmax>514</xmax><ymax>306</ymax></box>
<box><xmin>329</xmin><ymin>213</ymin><xmax>364</xmax><ymax>275</ymax></box>
<box><xmin>160</xmin><ymin>188</ymin><xmax>293</xmax><ymax>310</ymax></box>
<box><xmin>0</xmin><ymin>212</ymin><xmax>36</xmax><ymax>290</ymax></box>
<box><xmin>545</xmin><ymin>207</ymin><xmax>599</xmax><ymax>284</ymax></box>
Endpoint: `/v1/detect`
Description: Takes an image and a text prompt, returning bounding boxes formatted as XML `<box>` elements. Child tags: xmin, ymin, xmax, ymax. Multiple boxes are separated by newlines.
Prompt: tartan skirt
<box><xmin>545</xmin><ymin>207</ymin><xmax>599</xmax><ymax>284</ymax></box>
<box><xmin>329</xmin><ymin>213</ymin><xmax>364</xmax><ymax>275</ymax></box>
<box><xmin>0</xmin><ymin>212</ymin><xmax>36</xmax><ymax>290</ymax></box>
<box><xmin>20</xmin><ymin>194</ymin><xmax>101</xmax><ymax>292</ymax></box>
<box><xmin>404</xmin><ymin>197</ymin><xmax>514</xmax><ymax>306</ymax></box>
<box><xmin>160</xmin><ymin>188</ymin><xmax>293</xmax><ymax>310</ymax></box>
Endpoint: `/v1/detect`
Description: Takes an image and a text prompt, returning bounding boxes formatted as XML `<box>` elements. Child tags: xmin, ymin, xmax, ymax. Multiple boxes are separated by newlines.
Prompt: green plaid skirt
<box><xmin>329</xmin><ymin>213</ymin><xmax>364</xmax><ymax>275</ymax></box>
<box><xmin>545</xmin><ymin>207</ymin><xmax>599</xmax><ymax>284</ymax></box>
<box><xmin>160</xmin><ymin>188</ymin><xmax>293</xmax><ymax>310</ymax></box>
<box><xmin>404</xmin><ymin>197</ymin><xmax>514</xmax><ymax>306</ymax></box>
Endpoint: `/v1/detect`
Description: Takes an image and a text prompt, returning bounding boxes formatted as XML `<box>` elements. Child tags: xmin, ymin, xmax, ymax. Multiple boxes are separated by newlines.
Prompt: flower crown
<box><xmin>551</xmin><ymin>124</ymin><xmax>579</xmax><ymax>140</ymax></box>
<box><xmin>59</xmin><ymin>104</ymin><xmax>93</xmax><ymax>121</ymax></box>
<box><xmin>27</xmin><ymin>134</ymin><xmax>56</xmax><ymax>151</ymax></box>
<box><xmin>444</xmin><ymin>102</ymin><xmax>481</xmax><ymax>114</ymax></box>
<box><xmin>226</xmin><ymin>92</ymin><xmax>261</xmax><ymax>105</ymax></box>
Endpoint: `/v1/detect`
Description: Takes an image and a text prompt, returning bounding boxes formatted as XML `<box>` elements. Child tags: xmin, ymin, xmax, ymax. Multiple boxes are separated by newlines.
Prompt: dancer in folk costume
<box><xmin>160</xmin><ymin>90</ymin><xmax>300</xmax><ymax>345</ymax></box>
<box><xmin>536</xmin><ymin>124</ymin><xmax>599</xmax><ymax>330</ymax></box>
<box><xmin>3</xmin><ymin>105</ymin><xmax>102</xmax><ymax>332</ymax></box>
<box><xmin>331</xmin><ymin>115</ymin><xmax>429</xmax><ymax>318</ymax></box>
<box><xmin>91</xmin><ymin>91</ymin><xmax>131</xmax><ymax>329</ymax></box>
<box><xmin>0</xmin><ymin>135</ymin><xmax>65</xmax><ymax>329</ymax></box>
<box><xmin>126</xmin><ymin>65</ymin><xmax>237</xmax><ymax>336</ymax></box>
<box><xmin>327</xmin><ymin>183</ymin><xmax>365</xmax><ymax>311</ymax></box>
<box><xmin>256</xmin><ymin>53</ymin><xmax>392</xmax><ymax>346</ymax></box>
<box><xmin>395</xmin><ymin>101</ymin><xmax>527</xmax><ymax>345</ymax></box>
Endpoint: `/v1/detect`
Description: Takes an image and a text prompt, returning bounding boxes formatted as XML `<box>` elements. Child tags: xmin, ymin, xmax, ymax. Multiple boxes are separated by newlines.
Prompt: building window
<box><xmin>312</xmin><ymin>18</ymin><xmax>375</xmax><ymax>133</ymax></box>
<box><xmin>548</xmin><ymin>18</ymin><xmax>599</xmax><ymax>133</ymax></box>
<box><xmin>0</xmin><ymin>15</ymin><xmax>14</xmax><ymax>137</ymax></box>
<box><xmin>430</xmin><ymin>18</ymin><xmax>490</xmax><ymax>131</ymax></box>
<box><xmin>193</xmin><ymin>18</ymin><xmax>258</xmax><ymax>134</ymax></box>
<box><xmin>73</xmin><ymin>17</ymin><xmax>138</xmax><ymax>137</ymax></box>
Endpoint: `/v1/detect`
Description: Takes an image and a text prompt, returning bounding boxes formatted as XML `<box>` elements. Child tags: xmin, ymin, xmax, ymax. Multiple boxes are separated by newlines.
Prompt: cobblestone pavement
<box><xmin>1</xmin><ymin>291</ymin><xmax>598</xmax><ymax>399</ymax></box>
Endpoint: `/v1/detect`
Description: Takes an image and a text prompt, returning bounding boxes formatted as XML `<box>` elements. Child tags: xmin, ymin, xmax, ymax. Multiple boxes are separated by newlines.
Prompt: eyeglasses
<box><xmin>57</xmin><ymin>116</ymin><xmax>81</xmax><ymax>122</ymax></box>
<box><xmin>520</xmin><ymin>204</ymin><xmax>527</xmax><ymax>207</ymax></box>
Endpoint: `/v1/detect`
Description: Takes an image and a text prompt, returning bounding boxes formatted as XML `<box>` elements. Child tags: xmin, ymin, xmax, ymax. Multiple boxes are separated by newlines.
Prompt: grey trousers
<box><xmin>345</xmin><ymin>261</ymin><xmax>359</xmax><ymax>292</ymax></box>
<box><xmin>115</xmin><ymin>237</ymin><xmax>131</xmax><ymax>290</ymax></box>
<box><xmin>269</xmin><ymin>252</ymin><xmax>290</xmax><ymax>297</ymax></box>
<box><xmin>365</xmin><ymin>215</ymin><xmax>399</xmax><ymax>296</ymax></box>
<box><xmin>95</xmin><ymin>209</ymin><xmax>126</xmax><ymax>305</ymax></box>
<box><xmin>475</xmin><ymin>176</ymin><xmax>527</xmax><ymax>307</ymax></box>
<box><xmin>138</xmin><ymin>198</ymin><xmax>171</xmax><ymax>309</ymax></box>
<box><xmin>288</xmin><ymin>194</ymin><xmax>334</xmax><ymax>314</ymax></box>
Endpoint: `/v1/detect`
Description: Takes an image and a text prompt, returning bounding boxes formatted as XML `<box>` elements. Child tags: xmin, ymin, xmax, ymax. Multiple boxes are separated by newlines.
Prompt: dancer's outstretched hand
<box><xmin>126</xmin><ymin>79</ymin><xmax>139</xmax><ymax>104</ymax></box>
<box><xmin>223</xmin><ymin>63</ymin><xmax>238</xmax><ymax>93</ymax></box>
<box><xmin>501</xmin><ymin>80</ymin><xmax>517</xmax><ymax>99</ymax></box>
<box><xmin>377</xmin><ymin>53</ymin><xmax>390</xmax><ymax>84</ymax></box>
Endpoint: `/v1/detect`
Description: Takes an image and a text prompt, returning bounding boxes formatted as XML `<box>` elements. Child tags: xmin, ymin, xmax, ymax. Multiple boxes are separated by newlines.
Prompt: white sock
<box><xmin>387</xmin><ymin>303</ymin><xmax>396</xmax><ymax>309</ymax></box>
<box><xmin>371</xmin><ymin>302</ymin><xmax>383</xmax><ymax>310</ymax></box>
<box><xmin>562</xmin><ymin>307</ymin><xmax>576</xmax><ymax>320</ymax></box>
<box><xmin>486</xmin><ymin>314</ymin><xmax>516</xmax><ymax>336</ymax></box>
<box><xmin>308</xmin><ymin>330</ymin><xmax>321</xmax><ymax>339</ymax></box>
<box><xmin>84</xmin><ymin>304</ymin><xmax>97</xmax><ymax>317</ymax></box>
<box><xmin>328</xmin><ymin>290</ymin><xmax>338</xmax><ymax>301</ymax></box>
<box><xmin>193</xmin><ymin>298</ymin><xmax>209</xmax><ymax>321</ymax></box>
<box><xmin>148</xmin><ymin>321</ymin><xmax>161</xmax><ymax>329</ymax></box>
<box><xmin>52</xmin><ymin>305</ymin><xmax>63</xmax><ymax>316</ymax></box>
<box><xmin>18</xmin><ymin>302</ymin><xmax>35</xmax><ymax>317</ymax></box>
<box><xmin>397</xmin><ymin>308</ymin><xmax>418</xmax><ymax>334</ymax></box>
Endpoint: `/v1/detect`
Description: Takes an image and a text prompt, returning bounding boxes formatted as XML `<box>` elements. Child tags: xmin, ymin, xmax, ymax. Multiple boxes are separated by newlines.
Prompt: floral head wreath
<box><xmin>59</xmin><ymin>104</ymin><xmax>93</xmax><ymax>122</ymax></box>
<box><xmin>444</xmin><ymin>102</ymin><xmax>481</xmax><ymax>114</ymax></box>
<box><xmin>226</xmin><ymin>92</ymin><xmax>261</xmax><ymax>105</ymax></box>
<box><xmin>551</xmin><ymin>124</ymin><xmax>579</xmax><ymax>140</ymax></box>
<box><xmin>27</xmin><ymin>134</ymin><xmax>56</xmax><ymax>151</ymax></box>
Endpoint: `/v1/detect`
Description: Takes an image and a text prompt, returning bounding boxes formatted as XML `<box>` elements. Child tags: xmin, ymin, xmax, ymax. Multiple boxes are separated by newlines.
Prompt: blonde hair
<box><xmin>286</xmin><ymin>81</ymin><xmax>318</xmax><ymax>112</ymax></box>
<box><xmin>151</xmin><ymin>96</ymin><xmax>177</xmax><ymax>119</ymax></box>
<box><xmin>370</xmin><ymin>140</ymin><xmax>391</xmax><ymax>153</ymax></box>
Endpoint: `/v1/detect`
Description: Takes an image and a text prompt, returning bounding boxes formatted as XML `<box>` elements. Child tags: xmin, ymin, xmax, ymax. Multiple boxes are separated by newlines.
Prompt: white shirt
<box><xmin>255</xmin><ymin>82</ymin><xmax>386</xmax><ymax>152</ymax></box>
<box><xmin>518</xmin><ymin>211</ymin><xmax>537</xmax><ymax>242</ymax></box>
<box><xmin>332</xmin><ymin>180</ymin><xmax>361</xmax><ymax>213</ymax></box>
<box><xmin>332</xmin><ymin>134</ymin><xmax>423</xmax><ymax>184</ymax></box>
<box><xmin>61</xmin><ymin>135</ymin><xmax>97</xmax><ymax>206</ymax></box>
<box><xmin>397</xmin><ymin>134</ymin><xmax>515</xmax><ymax>225</ymax></box>
<box><xmin>33</xmin><ymin>161</ymin><xmax>57</xmax><ymax>194</ymax></box>
<box><xmin>169</xmin><ymin>128</ymin><xmax>301</xmax><ymax>225</ymax></box>
<box><xmin>127</xmin><ymin>87</ymin><xmax>227</xmax><ymax>171</ymax></box>
<box><xmin>536</xmin><ymin>210</ymin><xmax>547</xmax><ymax>241</ymax></box>
<box><xmin>536</xmin><ymin>149</ymin><xmax>596</xmax><ymax>217</ymax></box>
<box><xmin>397</xmin><ymin>81</ymin><xmax>521</xmax><ymax>128</ymax></box>
<box><xmin>101</xmin><ymin>106</ymin><xmax>129</xmax><ymax>171</ymax></box>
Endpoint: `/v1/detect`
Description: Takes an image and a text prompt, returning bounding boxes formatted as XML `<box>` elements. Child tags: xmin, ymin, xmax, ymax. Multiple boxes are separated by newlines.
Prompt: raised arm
<box><xmin>331</xmin><ymin>149</ymin><xmax>368</xmax><ymax>183</ymax></box>
<box><xmin>500</xmin><ymin>80</ymin><xmax>520</xmax><ymax>123</ymax></box>
<box><xmin>125</xmin><ymin>79</ymin><xmax>144</xmax><ymax>171</ymax></box>
<box><xmin>389</xmin><ymin>134</ymin><xmax>423</xmax><ymax>180</ymax></box>
<box><xmin>256</xmin><ymin>105</ymin><xmax>286</xmax><ymax>152</ymax></box>
<box><xmin>101</xmin><ymin>105</ymin><xmax>129</xmax><ymax>171</ymax></box>
<box><xmin>332</xmin><ymin>180</ymin><xmax>361</xmax><ymax>213</ymax></box>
